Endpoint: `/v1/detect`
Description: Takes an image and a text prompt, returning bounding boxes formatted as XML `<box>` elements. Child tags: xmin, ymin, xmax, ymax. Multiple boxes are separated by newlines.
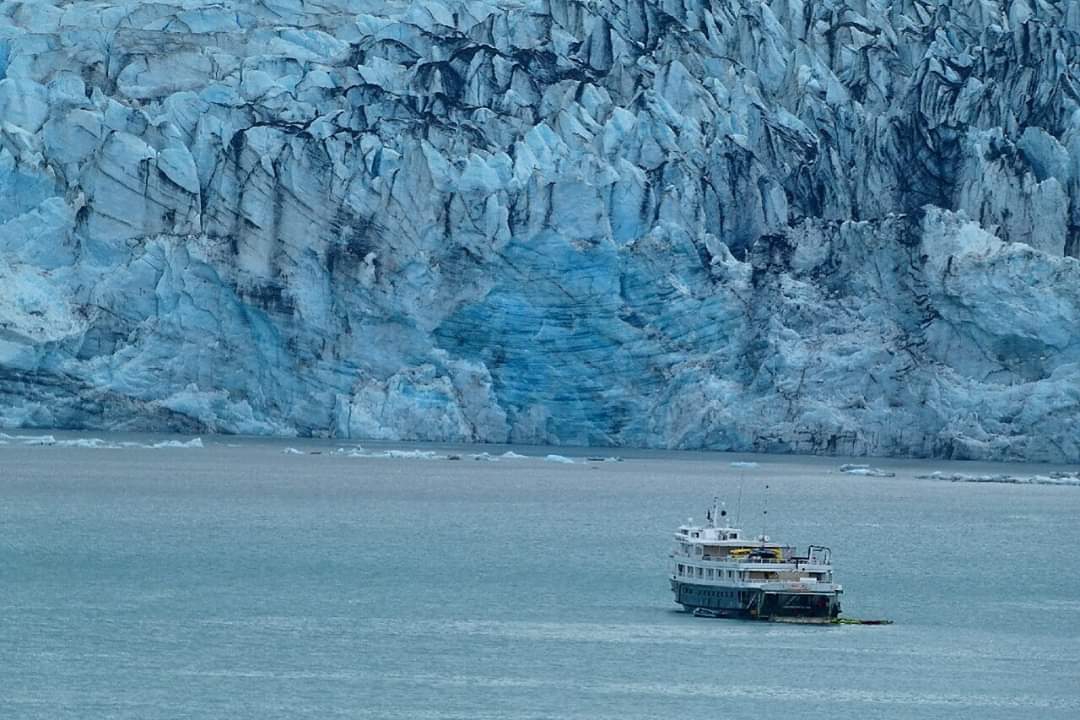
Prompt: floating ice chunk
<box><xmin>500</xmin><ymin>451</ymin><xmax>528</xmax><ymax>459</ymax></box>
<box><xmin>332</xmin><ymin>446</ymin><xmax>446</xmax><ymax>460</ymax></box>
<box><xmin>840</xmin><ymin>464</ymin><xmax>895</xmax><ymax>478</ymax></box>
<box><xmin>0</xmin><ymin>433</ymin><xmax>205</xmax><ymax>449</ymax></box>
<box><xmin>149</xmin><ymin>438</ymin><xmax>204</xmax><ymax>449</ymax></box>
<box><xmin>282</xmin><ymin>447</ymin><xmax>306</xmax><ymax>455</ymax></box>
<box><xmin>544</xmin><ymin>454</ymin><xmax>575</xmax><ymax>464</ymax></box>
<box><xmin>332</xmin><ymin>447</ymin><xmax>363</xmax><ymax>457</ymax></box>
<box><xmin>382</xmin><ymin>449</ymin><xmax>444</xmax><ymax>460</ymax></box>
<box><xmin>730</xmin><ymin>461</ymin><xmax>759</xmax><ymax>468</ymax></box>
<box><xmin>57</xmin><ymin>438</ymin><xmax>116</xmax><ymax>449</ymax></box>
<box><xmin>0</xmin><ymin>432</ymin><xmax>56</xmax><ymax>445</ymax></box>
<box><xmin>916</xmin><ymin>471</ymin><xmax>1080</xmax><ymax>486</ymax></box>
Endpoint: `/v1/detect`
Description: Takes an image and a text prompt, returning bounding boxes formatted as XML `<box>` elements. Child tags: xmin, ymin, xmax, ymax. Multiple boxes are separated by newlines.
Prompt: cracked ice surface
<box><xmin>1</xmin><ymin>1</ymin><xmax>1080</xmax><ymax>461</ymax></box>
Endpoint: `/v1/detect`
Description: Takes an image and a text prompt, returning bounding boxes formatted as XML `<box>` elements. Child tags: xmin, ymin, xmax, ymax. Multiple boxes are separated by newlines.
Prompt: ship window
<box><xmin>677</xmin><ymin>564</ymin><xmax>684</xmax><ymax>575</ymax></box>
<box><xmin>731</xmin><ymin>533</ymin><xmax>738</xmax><ymax>539</ymax></box>
<box><xmin>696</xmin><ymin>567</ymin><xmax>703</xmax><ymax>578</ymax></box>
<box><xmin>707</xmin><ymin>569</ymin><xmax>713</xmax><ymax>579</ymax></box>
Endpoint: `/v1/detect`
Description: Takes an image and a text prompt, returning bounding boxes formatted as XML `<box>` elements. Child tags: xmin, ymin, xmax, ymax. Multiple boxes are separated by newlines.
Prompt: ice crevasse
<box><xmin>1</xmin><ymin>0</ymin><xmax>1079</xmax><ymax>462</ymax></box>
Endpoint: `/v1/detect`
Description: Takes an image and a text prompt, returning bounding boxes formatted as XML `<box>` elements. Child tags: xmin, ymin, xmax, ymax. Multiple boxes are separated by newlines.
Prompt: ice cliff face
<box><xmin>2</xmin><ymin>0</ymin><xmax>1080</xmax><ymax>461</ymax></box>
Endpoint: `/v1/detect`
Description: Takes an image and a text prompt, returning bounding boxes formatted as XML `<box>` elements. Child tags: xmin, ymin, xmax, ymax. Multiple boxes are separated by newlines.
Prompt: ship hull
<box><xmin>671</xmin><ymin>579</ymin><xmax>840</xmax><ymax>622</ymax></box>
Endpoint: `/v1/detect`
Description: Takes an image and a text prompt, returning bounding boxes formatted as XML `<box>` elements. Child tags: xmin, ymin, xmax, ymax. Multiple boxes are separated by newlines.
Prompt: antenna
<box><xmin>736</xmin><ymin>478</ymin><xmax>744</xmax><ymax>526</ymax></box>
<box><xmin>761</xmin><ymin>483</ymin><xmax>769</xmax><ymax>544</ymax></box>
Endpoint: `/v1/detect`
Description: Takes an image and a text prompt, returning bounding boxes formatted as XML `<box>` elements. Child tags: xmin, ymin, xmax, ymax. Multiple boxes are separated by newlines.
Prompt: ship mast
<box><xmin>760</xmin><ymin>483</ymin><xmax>769</xmax><ymax>544</ymax></box>
<box><xmin>736</xmin><ymin>478</ymin><xmax>744</xmax><ymax>526</ymax></box>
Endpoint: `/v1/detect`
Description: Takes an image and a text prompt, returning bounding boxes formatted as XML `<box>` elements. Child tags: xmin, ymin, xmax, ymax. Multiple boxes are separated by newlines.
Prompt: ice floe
<box><xmin>0</xmin><ymin>433</ymin><xmax>204</xmax><ymax>449</ymax></box>
<box><xmin>331</xmin><ymin>447</ymin><xmax>447</xmax><ymax>460</ymax></box>
<box><xmin>544</xmin><ymin>454</ymin><xmax>575</xmax><ymax>464</ymax></box>
<box><xmin>839</xmin><ymin>464</ymin><xmax>896</xmax><ymax>478</ymax></box>
<box><xmin>916</xmin><ymin>471</ymin><xmax>1080</xmax><ymax>487</ymax></box>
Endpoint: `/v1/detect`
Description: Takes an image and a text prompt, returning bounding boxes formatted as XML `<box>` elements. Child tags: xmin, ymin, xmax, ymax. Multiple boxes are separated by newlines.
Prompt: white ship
<box><xmin>670</xmin><ymin>499</ymin><xmax>842</xmax><ymax>622</ymax></box>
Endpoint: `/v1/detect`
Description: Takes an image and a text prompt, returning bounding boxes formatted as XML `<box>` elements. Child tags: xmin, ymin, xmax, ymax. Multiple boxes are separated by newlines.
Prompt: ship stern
<box><xmin>756</xmin><ymin>588</ymin><xmax>841</xmax><ymax>623</ymax></box>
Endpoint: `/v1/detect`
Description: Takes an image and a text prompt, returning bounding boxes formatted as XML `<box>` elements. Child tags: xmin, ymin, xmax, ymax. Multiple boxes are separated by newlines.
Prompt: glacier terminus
<box><xmin>1</xmin><ymin>0</ymin><xmax>1079</xmax><ymax>461</ymax></box>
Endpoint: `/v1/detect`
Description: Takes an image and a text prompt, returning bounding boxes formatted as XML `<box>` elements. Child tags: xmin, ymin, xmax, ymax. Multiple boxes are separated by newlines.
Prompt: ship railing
<box><xmin>701</xmin><ymin>554</ymin><xmax>813</xmax><ymax>566</ymax></box>
<box><xmin>790</xmin><ymin>545</ymin><xmax>832</xmax><ymax>566</ymax></box>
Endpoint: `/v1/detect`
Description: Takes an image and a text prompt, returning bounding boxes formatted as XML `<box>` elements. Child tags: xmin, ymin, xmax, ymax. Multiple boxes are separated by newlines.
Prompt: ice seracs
<box><xmin>1</xmin><ymin>1</ymin><xmax>1079</xmax><ymax>461</ymax></box>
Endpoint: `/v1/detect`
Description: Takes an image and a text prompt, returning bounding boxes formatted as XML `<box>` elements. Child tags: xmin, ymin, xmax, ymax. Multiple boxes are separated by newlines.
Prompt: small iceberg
<box><xmin>282</xmin><ymin>447</ymin><xmax>306</xmax><ymax>455</ymax></box>
<box><xmin>0</xmin><ymin>432</ymin><xmax>57</xmax><ymax>445</ymax></box>
<box><xmin>544</xmin><ymin>454</ymin><xmax>575</xmax><ymax>464</ymax></box>
<box><xmin>839</xmin><ymin>464</ymin><xmax>895</xmax><ymax>478</ymax></box>
<box><xmin>916</xmin><ymin>471</ymin><xmax>1080</xmax><ymax>487</ymax></box>
<box><xmin>332</xmin><ymin>446</ymin><xmax>447</xmax><ymax>460</ymax></box>
<box><xmin>59</xmin><ymin>438</ymin><xmax>117</xmax><ymax>449</ymax></box>
<box><xmin>0</xmin><ymin>433</ymin><xmax>204</xmax><ymax>449</ymax></box>
<box><xmin>382</xmin><ymin>449</ymin><xmax>444</xmax><ymax>460</ymax></box>
<box><xmin>332</xmin><ymin>447</ymin><xmax>361</xmax><ymax>457</ymax></box>
<box><xmin>149</xmin><ymin>438</ymin><xmax>204</xmax><ymax>449</ymax></box>
<box><xmin>729</xmin><ymin>461</ymin><xmax>759</xmax><ymax>468</ymax></box>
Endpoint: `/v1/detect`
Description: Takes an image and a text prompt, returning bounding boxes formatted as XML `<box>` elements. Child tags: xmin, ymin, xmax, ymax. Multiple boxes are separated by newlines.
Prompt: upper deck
<box><xmin>672</xmin><ymin>502</ymin><xmax>833</xmax><ymax>572</ymax></box>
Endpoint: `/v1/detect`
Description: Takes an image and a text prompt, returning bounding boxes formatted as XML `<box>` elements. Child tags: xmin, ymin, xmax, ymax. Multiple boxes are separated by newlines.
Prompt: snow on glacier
<box><xmin>0</xmin><ymin>1</ymin><xmax>1079</xmax><ymax>461</ymax></box>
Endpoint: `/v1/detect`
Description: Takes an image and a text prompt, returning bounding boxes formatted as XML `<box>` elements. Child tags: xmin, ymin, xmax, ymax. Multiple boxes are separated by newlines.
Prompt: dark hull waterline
<box><xmin>672</xmin><ymin>580</ymin><xmax>841</xmax><ymax>622</ymax></box>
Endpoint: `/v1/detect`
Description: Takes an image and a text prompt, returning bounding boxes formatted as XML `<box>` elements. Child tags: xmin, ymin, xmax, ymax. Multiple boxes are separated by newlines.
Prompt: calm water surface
<box><xmin>1</xmin><ymin>434</ymin><xmax>1078</xmax><ymax>719</ymax></box>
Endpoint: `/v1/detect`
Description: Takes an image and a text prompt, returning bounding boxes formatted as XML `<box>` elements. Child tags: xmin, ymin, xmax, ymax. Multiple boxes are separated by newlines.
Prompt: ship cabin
<box><xmin>671</xmin><ymin>520</ymin><xmax>834</xmax><ymax>587</ymax></box>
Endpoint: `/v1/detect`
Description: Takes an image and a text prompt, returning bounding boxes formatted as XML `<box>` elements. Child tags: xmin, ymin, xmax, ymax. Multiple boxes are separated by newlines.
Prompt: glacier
<box><xmin>0</xmin><ymin>0</ymin><xmax>1079</xmax><ymax>462</ymax></box>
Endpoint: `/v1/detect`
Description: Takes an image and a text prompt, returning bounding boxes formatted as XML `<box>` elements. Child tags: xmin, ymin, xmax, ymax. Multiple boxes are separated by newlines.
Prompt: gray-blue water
<box><xmin>2</xmin><ymin>434</ymin><xmax>1079</xmax><ymax>719</ymax></box>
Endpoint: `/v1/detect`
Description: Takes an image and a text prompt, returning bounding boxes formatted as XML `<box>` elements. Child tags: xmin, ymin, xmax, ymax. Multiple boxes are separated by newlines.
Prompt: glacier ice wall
<box><xmin>1</xmin><ymin>0</ymin><xmax>1080</xmax><ymax>461</ymax></box>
